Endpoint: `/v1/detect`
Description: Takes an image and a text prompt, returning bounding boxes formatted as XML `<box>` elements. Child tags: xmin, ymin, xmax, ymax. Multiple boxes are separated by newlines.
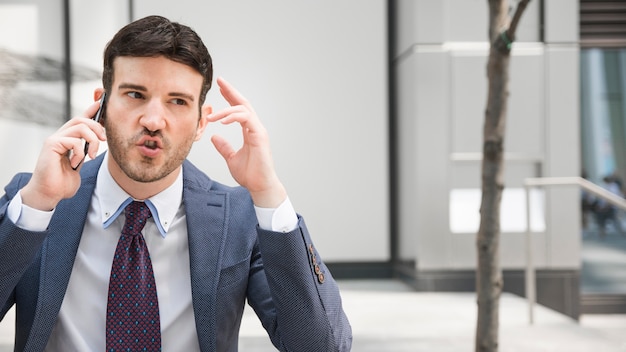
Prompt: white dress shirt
<box><xmin>7</xmin><ymin>152</ymin><xmax>298</xmax><ymax>352</ymax></box>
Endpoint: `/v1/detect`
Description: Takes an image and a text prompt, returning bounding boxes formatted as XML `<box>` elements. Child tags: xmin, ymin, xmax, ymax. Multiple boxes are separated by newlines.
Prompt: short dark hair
<box><xmin>102</xmin><ymin>15</ymin><xmax>213</xmax><ymax>106</ymax></box>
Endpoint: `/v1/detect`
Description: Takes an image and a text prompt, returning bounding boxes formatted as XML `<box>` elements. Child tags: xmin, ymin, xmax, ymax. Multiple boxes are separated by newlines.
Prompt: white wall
<box><xmin>131</xmin><ymin>0</ymin><xmax>389</xmax><ymax>262</ymax></box>
<box><xmin>0</xmin><ymin>1</ymin><xmax>389</xmax><ymax>263</ymax></box>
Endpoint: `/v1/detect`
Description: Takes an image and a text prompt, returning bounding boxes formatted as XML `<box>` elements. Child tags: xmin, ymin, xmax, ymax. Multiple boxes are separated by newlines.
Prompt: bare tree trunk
<box><xmin>475</xmin><ymin>1</ymin><xmax>530</xmax><ymax>352</ymax></box>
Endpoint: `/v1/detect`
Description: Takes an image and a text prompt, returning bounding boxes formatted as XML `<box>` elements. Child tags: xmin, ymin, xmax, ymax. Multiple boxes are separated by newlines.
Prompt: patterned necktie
<box><xmin>106</xmin><ymin>201</ymin><xmax>161</xmax><ymax>351</ymax></box>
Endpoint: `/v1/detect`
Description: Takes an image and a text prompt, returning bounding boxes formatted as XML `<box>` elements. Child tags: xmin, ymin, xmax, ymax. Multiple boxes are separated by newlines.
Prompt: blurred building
<box><xmin>1</xmin><ymin>0</ymin><xmax>624</xmax><ymax>320</ymax></box>
<box><xmin>394</xmin><ymin>0</ymin><xmax>580</xmax><ymax>318</ymax></box>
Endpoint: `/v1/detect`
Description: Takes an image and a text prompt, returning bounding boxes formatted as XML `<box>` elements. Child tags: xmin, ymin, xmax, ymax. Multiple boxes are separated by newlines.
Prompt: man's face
<box><xmin>103</xmin><ymin>56</ymin><xmax>209</xmax><ymax>187</ymax></box>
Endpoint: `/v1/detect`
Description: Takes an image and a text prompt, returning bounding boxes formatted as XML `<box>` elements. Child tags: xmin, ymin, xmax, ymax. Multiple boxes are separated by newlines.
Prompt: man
<box><xmin>593</xmin><ymin>174</ymin><xmax>625</xmax><ymax>238</ymax></box>
<box><xmin>0</xmin><ymin>15</ymin><xmax>352</xmax><ymax>351</ymax></box>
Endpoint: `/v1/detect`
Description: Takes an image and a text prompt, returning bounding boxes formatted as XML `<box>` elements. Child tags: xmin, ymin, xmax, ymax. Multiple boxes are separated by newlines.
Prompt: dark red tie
<box><xmin>106</xmin><ymin>201</ymin><xmax>161</xmax><ymax>351</ymax></box>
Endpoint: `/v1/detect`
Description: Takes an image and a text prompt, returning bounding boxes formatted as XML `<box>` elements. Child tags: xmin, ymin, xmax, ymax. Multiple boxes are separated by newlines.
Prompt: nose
<box><xmin>140</xmin><ymin>99</ymin><xmax>167</xmax><ymax>132</ymax></box>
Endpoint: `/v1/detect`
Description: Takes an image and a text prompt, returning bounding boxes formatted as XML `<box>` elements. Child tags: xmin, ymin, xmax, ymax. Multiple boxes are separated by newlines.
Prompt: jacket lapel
<box><xmin>182</xmin><ymin>161</ymin><xmax>228</xmax><ymax>351</ymax></box>
<box><xmin>25</xmin><ymin>157</ymin><xmax>102</xmax><ymax>351</ymax></box>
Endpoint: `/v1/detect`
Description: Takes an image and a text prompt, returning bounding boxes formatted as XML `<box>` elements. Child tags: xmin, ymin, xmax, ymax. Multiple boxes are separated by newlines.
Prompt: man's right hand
<box><xmin>20</xmin><ymin>100</ymin><xmax>107</xmax><ymax>211</ymax></box>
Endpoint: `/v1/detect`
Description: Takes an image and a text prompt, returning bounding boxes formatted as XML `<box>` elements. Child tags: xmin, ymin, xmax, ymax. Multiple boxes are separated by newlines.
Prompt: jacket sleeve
<box><xmin>0</xmin><ymin>173</ymin><xmax>48</xmax><ymax>320</ymax></box>
<box><xmin>247</xmin><ymin>216</ymin><xmax>352</xmax><ymax>351</ymax></box>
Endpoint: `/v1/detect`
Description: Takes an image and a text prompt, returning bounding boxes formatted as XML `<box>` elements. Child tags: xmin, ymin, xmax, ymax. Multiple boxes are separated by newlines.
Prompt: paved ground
<box><xmin>238</xmin><ymin>280</ymin><xmax>626</xmax><ymax>352</ymax></box>
<box><xmin>2</xmin><ymin>279</ymin><xmax>626</xmax><ymax>352</ymax></box>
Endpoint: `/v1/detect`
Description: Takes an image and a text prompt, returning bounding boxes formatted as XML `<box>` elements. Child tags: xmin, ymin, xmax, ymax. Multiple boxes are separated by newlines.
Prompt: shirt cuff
<box><xmin>254</xmin><ymin>197</ymin><xmax>298</xmax><ymax>232</ymax></box>
<box><xmin>7</xmin><ymin>190</ymin><xmax>54</xmax><ymax>232</ymax></box>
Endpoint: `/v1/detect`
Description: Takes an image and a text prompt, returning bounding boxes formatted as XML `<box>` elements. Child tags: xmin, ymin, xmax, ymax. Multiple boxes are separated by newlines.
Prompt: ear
<box><xmin>195</xmin><ymin>105</ymin><xmax>212</xmax><ymax>141</ymax></box>
<box><xmin>94</xmin><ymin>88</ymin><xmax>105</xmax><ymax>102</ymax></box>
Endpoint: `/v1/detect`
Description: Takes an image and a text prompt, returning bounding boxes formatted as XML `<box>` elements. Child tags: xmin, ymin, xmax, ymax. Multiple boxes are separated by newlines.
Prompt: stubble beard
<box><xmin>105</xmin><ymin>120</ymin><xmax>194</xmax><ymax>183</ymax></box>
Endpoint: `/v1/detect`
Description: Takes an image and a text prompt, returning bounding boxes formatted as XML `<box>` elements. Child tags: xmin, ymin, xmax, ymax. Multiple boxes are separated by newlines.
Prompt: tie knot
<box><xmin>123</xmin><ymin>201</ymin><xmax>152</xmax><ymax>236</ymax></box>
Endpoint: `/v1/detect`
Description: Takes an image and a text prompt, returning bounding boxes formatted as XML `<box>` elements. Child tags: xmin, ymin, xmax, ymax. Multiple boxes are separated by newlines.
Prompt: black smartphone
<box><xmin>72</xmin><ymin>92</ymin><xmax>106</xmax><ymax>170</ymax></box>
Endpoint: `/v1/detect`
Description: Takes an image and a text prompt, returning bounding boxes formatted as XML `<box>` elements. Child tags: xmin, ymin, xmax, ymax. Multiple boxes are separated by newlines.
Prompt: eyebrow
<box><xmin>117</xmin><ymin>83</ymin><xmax>195</xmax><ymax>102</ymax></box>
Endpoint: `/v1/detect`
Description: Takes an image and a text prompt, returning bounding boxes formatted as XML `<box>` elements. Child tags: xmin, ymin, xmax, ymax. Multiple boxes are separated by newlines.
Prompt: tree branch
<box><xmin>506</xmin><ymin>0</ymin><xmax>531</xmax><ymax>40</ymax></box>
<box><xmin>495</xmin><ymin>0</ymin><xmax>531</xmax><ymax>53</ymax></box>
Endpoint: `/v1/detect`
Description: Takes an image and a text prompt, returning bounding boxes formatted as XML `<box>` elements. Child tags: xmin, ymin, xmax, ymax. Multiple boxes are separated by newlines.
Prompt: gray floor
<box><xmin>238</xmin><ymin>280</ymin><xmax>626</xmax><ymax>352</ymax></box>
<box><xmin>3</xmin><ymin>279</ymin><xmax>626</xmax><ymax>352</ymax></box>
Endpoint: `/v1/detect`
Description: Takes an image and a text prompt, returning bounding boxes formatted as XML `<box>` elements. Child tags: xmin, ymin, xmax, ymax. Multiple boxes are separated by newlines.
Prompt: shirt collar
<box><xmin>95</xmin><ymin>152</ymin><xmax>183</xmax><ymax>238</ymax></box>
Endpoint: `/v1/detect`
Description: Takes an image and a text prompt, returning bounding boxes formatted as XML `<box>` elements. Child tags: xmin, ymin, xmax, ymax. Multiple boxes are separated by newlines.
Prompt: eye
<box><xmin>171</xmin><ymin>98</ymin><xmax>187</xmax><ymax>106</ymax></box>
<box><xmin>127</xmin><ymin>91</ymin><xmax>144</xmax><ymax>99</ymax></box>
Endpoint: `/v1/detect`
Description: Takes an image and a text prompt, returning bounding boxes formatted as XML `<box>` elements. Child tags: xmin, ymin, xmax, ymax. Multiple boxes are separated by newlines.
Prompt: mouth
<box><xmin>144</xmin><ymin>140</ymin><xmax>158</xmax><ymax>150</ymax></box>
<box><xmin>136</xmin><ymin>136</ymin><xmax>163</xmax><ymax>156</ymax></box>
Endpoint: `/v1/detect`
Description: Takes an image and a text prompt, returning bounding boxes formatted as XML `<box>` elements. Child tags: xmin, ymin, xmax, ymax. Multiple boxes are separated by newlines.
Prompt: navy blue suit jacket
<box><xmin>0</xmin><ymin>155</ymin><xmax>352</xmax><ymax>351</ymax></box>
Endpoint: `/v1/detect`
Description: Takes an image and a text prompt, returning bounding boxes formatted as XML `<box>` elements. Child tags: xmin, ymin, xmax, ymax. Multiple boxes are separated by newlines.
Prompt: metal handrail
<box><xmin>523</xmin><ymin>176</ymin><xmax>626</xmax><ymax>324</ymax></box>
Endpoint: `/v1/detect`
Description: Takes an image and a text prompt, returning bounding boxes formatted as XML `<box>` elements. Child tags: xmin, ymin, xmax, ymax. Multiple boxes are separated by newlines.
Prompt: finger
<box><xmin>63</xmin><ymin>120</ymin><xmax>106</xmax><ymax>147</ymax></box>
<box><xmin>211</xmin><ymin>112</ymin><xmax>267</xmax><ymax>145</ymax></box>
<box><xmin>208</xmin><ymin>110</ymin><xmax>256</xmax><ymax>129</ymax></box>
<box><xmin>217</xmin><ymin>77</ymin><xmax>251</xmax><ymax>108</ymax></box>
<box><xmin>84</xmin><ymin>98</ymin><xmax>104</xmax><ymax>120</ymax></box>
<box><xmin>59</xmin><ymin>100</ymin><xmax>104</xmax><ymax>131</ymax></box>
<box><xmin>57</xmin><ymin>120</ymin><xmax>106</xmax><ymax>149</ymax></box>
<box><xmin>210</xmin><ymin>134</ymin><xmax>236</xmax><ymax>161</ymax></box>
<box><xmin>206</xmin><ymin>106</ymin><xmax>247</xmax><ymax>123</ymax></box>
<box><xmin>47</xmin><ymin>124</ymin><xmax>104</xmax><ymax>170</ymax></box>
<box><xmin>207</xmin><ymin>104</ymin><xmax>264</xmax><ymax>128</ymax></box>
<box><xmin>49</xmin><ymin>136</ymin><xmax>87</xmax><ymax>169</ymax></box>
<box><xmin>59</xmin><ymin>106</ymin><xmax>107</xmax><ymax>156</ymax></box>
<box><xmin>85</xmin><ymin>137</ymin><xmax>103</xmax><ymax>159</ymax></box>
